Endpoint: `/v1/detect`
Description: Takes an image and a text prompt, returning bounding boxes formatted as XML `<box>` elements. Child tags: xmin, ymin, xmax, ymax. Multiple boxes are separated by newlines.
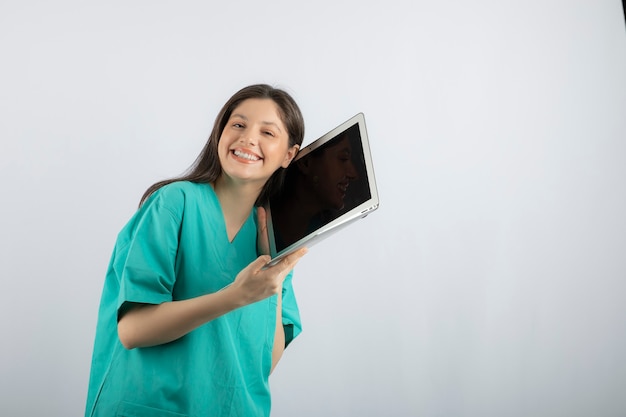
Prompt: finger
<box><xmin>278</xmin><ymin>247</ymin><xmax>308</xmax><ymax>271</ymax></box>
<box><xmin>249</xmin><ymin>255</ymin><xmax>272</xmax><ymax>273</ymax></box>
<box><xmin>256</xmin><ymin>206</ymin><xmax>267</xmax><ymax>232</ymax></box>
<box><xmin>256</xmin><ymin>207</ymin><xmax>270</xmax><ymax>256</ymax></box>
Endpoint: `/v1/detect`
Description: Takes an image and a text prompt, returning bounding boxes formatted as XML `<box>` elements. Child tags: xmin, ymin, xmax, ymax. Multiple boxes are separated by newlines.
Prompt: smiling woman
<box><xmin>84</xmin><ymin>84</ymin><xmax>308</xmax><ymax>417</ymax></box>
<box><xmin>139</xmin><ymin>85</ymin><xmax>305</xmax><ymax>208</ymax></box>
<box><xmin>216</xmin><ymin>98</ymin><xmax>299</xmax><ymax>190</ymax></box>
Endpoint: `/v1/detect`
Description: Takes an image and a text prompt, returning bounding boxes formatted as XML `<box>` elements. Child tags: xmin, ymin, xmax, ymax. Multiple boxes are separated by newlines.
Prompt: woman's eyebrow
<box><xmin>261</xmin><ymin>121</ymin><xmax>282</xmax><ymax>133</ymax></box>
<box><xmin>230</xmin><ymin>114</ymin><xmax>282</xmax><ymax>133</ymax></box>
<box><xmin>338</xmin><ymin>147</ymin><xmax>351</xmax><ymax>154</ymax></box>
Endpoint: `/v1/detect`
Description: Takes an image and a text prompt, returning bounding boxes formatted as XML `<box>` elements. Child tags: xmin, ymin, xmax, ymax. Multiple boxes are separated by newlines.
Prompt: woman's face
<box><xmin>307</xmin><ymin>137</ymin><xmax>358</xmax><ymax>210</ymax></box>
<box><xmin>217</xmin><ymin>98</ymin><xmax>299</xmax><ymax>186</ymax></box>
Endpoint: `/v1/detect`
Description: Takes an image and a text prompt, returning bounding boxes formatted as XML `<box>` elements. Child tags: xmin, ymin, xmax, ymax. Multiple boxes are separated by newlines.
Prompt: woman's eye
<box><xmin>263</xmin><ymin>131</ymin><xmax>275</xmax><ymax>137</ymax></box>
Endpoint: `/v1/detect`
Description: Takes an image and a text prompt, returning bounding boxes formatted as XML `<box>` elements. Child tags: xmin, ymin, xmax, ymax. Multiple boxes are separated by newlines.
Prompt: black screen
<box><xmin>269</xmin><ymin>123</ymin><xmax>371</xmax><ymax>252</ymax></box>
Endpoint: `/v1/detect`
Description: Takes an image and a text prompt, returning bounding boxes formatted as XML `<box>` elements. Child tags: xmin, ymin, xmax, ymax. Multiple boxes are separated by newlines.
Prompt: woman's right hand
<box><xmin>231</xmin><ymin>248</ymin><xmax>307</xmax><ymax>305</ymax></box>
<box><xmin>117</xmin><ymin>248</ymin><xmax>307</xmax><ymax>350</ymax></box>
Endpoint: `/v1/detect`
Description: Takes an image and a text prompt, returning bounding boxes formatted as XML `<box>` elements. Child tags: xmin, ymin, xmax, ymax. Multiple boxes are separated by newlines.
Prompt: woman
<box><xmin>85</xmin><ymin>84</ymin><xmax>308</xmax><ymax>417</ymax></box>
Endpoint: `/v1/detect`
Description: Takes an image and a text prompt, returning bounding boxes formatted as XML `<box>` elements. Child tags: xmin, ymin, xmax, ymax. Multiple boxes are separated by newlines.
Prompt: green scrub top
<box><xmin>85</xmin><ymin>181</ymin><xmax>302</xmax><ymax>417</ymax></box>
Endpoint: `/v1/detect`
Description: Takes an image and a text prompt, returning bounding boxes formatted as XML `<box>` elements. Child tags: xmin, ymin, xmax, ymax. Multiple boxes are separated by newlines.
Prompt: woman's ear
<box><xmin>281</xmin><ymin>144</ymin><xmax>300</xmax><ymax>168</ymax></box>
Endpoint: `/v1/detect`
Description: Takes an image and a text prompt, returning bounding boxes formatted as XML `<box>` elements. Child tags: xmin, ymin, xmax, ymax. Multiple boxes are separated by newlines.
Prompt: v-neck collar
<box><xmin>205</xmin><ymin>183</ymin><xmax>255</xmax><ymax>244</ymax></box>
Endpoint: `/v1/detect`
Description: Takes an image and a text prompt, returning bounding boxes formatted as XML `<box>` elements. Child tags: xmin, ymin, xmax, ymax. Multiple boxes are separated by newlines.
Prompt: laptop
<box><xmin>265</xmin><ymin>113</ymin><xmax>379</xmax><ymax>266</ymax></box>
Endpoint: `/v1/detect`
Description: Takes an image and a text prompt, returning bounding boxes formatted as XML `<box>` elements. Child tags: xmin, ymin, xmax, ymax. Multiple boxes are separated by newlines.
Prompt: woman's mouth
<box><xmin>232</xmin><ymin>149</ymin><xmax>261</xmax><ymax>162</ymax></box>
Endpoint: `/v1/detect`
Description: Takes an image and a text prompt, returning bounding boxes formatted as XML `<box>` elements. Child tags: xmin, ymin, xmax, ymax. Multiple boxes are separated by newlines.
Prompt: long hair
<box><xmin>139</xmin><ymin>84</ymin><xmax>305</xmax><ymax>207</ymax></box>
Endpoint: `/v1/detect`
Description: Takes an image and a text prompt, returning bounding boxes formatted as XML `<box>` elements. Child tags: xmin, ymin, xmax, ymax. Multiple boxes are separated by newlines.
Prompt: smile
<box><xmin>232</xmin><ymin>149</ymin><xmax>261</xmax><ymax>161</ymax></box>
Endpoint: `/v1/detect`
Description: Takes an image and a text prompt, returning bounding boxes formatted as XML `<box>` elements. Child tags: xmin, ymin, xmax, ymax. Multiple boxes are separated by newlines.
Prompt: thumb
<box><xmin>276</xmin><ymin>247</ymin><xmax>308</xmax><ymax>272</ymax></box>
<box><xmin>249</xmin><ymin>255</ymin><xmax>271</xmax><ymax>272</ymax></box>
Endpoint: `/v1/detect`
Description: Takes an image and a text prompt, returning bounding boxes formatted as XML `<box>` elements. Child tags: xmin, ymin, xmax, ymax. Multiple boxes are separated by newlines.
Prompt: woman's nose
<box><xmin>347</xmin><ymin>162</ymin><xmax>359</xmax><ymax>180</ymax></box>
<box><xmin>239</xmin><ymin>130</ymin><xmax>257</xmax><ymax>145</ymax></box>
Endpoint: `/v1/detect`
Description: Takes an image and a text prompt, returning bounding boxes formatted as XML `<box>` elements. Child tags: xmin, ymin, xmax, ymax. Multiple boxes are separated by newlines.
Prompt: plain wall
<box><xmin>1</xmin><ymin>1</ymin><xmax>625</xmax><ymax>416</ymax></box>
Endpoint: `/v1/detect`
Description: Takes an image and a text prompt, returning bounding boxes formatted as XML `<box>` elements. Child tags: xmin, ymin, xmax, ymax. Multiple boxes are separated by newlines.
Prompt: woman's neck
<box><xmin>213</xmin><ymin>176</ymin><xmax>263</xmax><ymax>241</ymax></box>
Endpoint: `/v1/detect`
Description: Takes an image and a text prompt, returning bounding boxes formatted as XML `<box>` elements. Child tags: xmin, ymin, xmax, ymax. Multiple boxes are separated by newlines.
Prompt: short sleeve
<box><xmin>281</xmin><ymin>270</ymin><xmax>302</xmax><ymax>347</ymax></box>
<box><xmin>112</xmin><ymin>188</ymin><xmax>183</xmax><ymax>318</ymax></box>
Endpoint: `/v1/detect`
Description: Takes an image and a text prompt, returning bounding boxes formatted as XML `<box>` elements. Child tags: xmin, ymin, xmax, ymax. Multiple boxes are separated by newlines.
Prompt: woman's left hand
<box><xmin>257</xmin><ymin>206</ymin><xmax>270</xmax><ymax>256</ymax></box>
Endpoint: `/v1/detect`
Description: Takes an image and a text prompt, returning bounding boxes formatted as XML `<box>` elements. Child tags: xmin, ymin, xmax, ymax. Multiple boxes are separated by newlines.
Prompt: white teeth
<box><xmin>233</xmin><ymin>150</ymin><xmax>260</xmax><ymax>161</ymax></box>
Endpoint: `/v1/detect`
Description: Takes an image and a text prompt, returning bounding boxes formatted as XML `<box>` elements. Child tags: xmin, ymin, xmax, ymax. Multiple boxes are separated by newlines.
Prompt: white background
<box><xmin>1</xmin><ymin>1</ymin><xmax>625</xmax><ymax>416</ymax></box>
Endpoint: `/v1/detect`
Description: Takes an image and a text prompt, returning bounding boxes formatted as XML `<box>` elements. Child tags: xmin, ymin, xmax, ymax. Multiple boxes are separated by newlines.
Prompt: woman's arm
<box><xmin>270</xmin><ymin>291</ymin><xmax>285</xmax><ymax>373</ymax></box>
<box><xmin>118</xmin><ymin>249</ymin><xmax>306</xmax><ymax>349</ymax></box>
<box><xmin>118</xmin><ymin>284</ymin><xmax>244</xmax><ymax>349</ymax></box>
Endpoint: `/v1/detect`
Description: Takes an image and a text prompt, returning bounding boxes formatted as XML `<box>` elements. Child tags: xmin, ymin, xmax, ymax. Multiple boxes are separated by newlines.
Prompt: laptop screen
<box><xmin>269</xmin><ymin>121</ymin><xmax>372</xmax><ymax>253</ymax></box>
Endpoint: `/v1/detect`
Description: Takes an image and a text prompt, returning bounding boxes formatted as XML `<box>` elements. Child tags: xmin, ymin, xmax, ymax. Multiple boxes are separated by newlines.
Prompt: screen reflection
<box><xmin>269</xmin><ymin>123</ymin><xmax>370</xmax><ymax>252</ymax></box>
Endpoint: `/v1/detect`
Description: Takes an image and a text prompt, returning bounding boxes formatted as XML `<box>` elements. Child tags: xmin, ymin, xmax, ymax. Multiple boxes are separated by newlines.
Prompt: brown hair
<box><xmin>139</xmin><ymin>84</ymin><xmax>305</xmax><ymax>207</ymax></box>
